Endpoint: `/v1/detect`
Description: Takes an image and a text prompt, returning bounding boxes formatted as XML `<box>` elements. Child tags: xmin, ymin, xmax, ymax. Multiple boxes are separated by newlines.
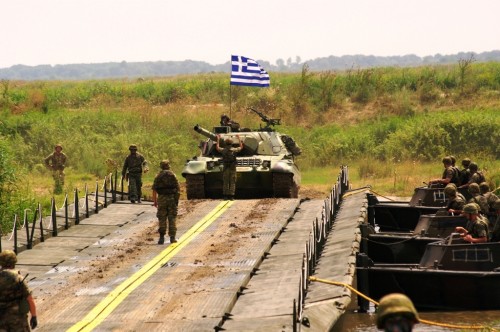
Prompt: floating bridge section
<box><xmin>1</xmin><ymin>167</ymin><xmax>369</xmax><ymax>331</ymax></box>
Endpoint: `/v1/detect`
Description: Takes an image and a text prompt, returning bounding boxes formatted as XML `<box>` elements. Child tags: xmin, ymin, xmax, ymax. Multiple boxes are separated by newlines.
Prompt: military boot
<box><xmin>170</xmin><ymin>236</ymin><xmax>177</xmax><ymax>243</ymax></box>
<box><xmin>158</xmin><ymin>234</ymin><xmax>165</xmax><ymax>245</ymax></box>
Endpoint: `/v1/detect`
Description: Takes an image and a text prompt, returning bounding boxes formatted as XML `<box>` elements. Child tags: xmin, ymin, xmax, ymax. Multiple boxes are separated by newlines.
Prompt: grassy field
<box><xmin>1</xmin><ymin>61</ymin><xmax>499</xmax><ymax>230</ymax></box>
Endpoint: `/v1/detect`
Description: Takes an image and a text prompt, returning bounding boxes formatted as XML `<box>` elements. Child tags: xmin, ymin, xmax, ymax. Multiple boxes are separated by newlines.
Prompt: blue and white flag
<box><xmin>230</xmin><ymin>55</ymin><xmax>270</xmax><ymax>87</ymax></box>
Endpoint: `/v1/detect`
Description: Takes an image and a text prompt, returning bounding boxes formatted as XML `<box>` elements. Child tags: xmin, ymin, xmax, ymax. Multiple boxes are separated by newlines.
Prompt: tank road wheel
<box><xmin>273</xmin><ymin>173</ymin><xmax>295</xmax><ymax>198</ymax></box>
<box><xmin>185</xmin><ymin>174</ymin><xmax>205</xmax><ymax>199</ymax></box>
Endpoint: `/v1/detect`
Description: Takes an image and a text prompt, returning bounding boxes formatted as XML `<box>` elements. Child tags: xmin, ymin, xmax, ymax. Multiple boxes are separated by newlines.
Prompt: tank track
<box><xmin>185</xmin><ymin>174</ymin><xmax>205</xmax><ymax>199</ymax></box>
<box><xmin>273</xmin><ymin>173</ymin><xmax>298</xmax><ymax>198</ymax></box>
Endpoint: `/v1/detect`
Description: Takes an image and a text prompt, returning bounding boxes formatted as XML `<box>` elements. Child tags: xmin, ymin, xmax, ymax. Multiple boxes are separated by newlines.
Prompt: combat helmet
<box><xmin>160</xmin><ymin>160</ymin><xmax>170</xmax><ymax>170</ymax></box>
<box><xmin>129</xmin><ymin>144</ymin><xmax>138</xmax><ymax>151</ymax></box>
<box><xmin>376</xmin><ymin>293</ymin><xmax>419</xmax><ymax>329</ymax></box>
<box><xmin>463</xmin><ymin>203</ymin><xmax>479</xmax><ymax>214</ymax></box>
<box><xmin>55</xmin><ymin>144</ymin><xmax>63</xmax><ymax>150</ymax></box>
<box><xmin>444</xmin><ymin>183</ymin><xmax>457</xmax><ymax>196</ymax></box>
<box><xmin>462</xmin><ymin>158</ymin><xmax>471</xmax><ymax>167</ymax></box>
<box><xmin>469</xmin><ymin>162</ymin><xmax>478</xmax><ymax>172</ymax></box>
<box><xmin>479</xmin><ymin>182</ymin><xmax>490</xmax><ymax>194</ymax></box>
<box><xmin>0</xmin><ymin>250</ymin><xmax>17</xmax><ymax>268</ymax></box>
<box><xmin>468</xmin><ymin>183</ymin><xmax>480</xmax><ymax>194</ymax></box>
<box><xmin>442</xmin><ymin>156</ymin><xmax>452</xmax><ymax>165</ymax></box>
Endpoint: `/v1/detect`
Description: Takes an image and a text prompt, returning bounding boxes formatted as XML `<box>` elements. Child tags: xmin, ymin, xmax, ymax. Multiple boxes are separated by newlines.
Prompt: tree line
<box><xmin>1</xmin><ymin>51</ymin><xmax>499</xmax><ymax>81</ymax></box>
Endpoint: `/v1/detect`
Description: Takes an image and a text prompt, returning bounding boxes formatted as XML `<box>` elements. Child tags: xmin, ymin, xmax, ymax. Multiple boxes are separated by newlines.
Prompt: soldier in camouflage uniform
<box><xmin>429</xmin><ymin>157</ymin><xmax>460</xmax><ymax>187</ymax></box>
<box><xmin>220</xmin><ymin>114</ymin><xmax>240</xmax><ymax>132</ymax></box>
<box><xmin>460</xmin><ymin>158</ymin><xmax>472</xmax><ymax>185</ymax></box>
<box><xmin>44</xmin><ymin>144</ymin><xmax>67</xmax><ymax>194</ymax></box>
<box><xmin>479</xmin><ymin>182</ymin><xmax>499</xmax><ymax>226</ymax></box>
<box><xmin>490</xmin><ymin>200</ymin><xmax>500</xmax><ymax>242</ymax></box>
<box><xmin>216</xmin><ymin>134</ymin><xmax>243</xmax><ymax>200</ymax></box>
<box><xmin>122</xmin><ymin>144</ymin><xmax>149</xmax><ymax>203</ymax></box>
<box><xmin>459</xmin><ymin>162</ymin><xmax>485</xmax><ymax>189</ymax></box>
<box><xmin>467</xmin><ymin>183</ymin><xmax>490</xmax><ymax>216</ymax></box>
<box><xmin>455</xmin><ymin>203</ymin><xmax>489</xmax><ymax>243</ymax></box>
<box><xmin>376</xmin><ymin>293</ymin><xmax>419</xmax><ymax>331</ymax></box>
<box><xmin>445</xmin><ymin>184</ymin><xmax>466</xmax><ymax>215</ymax></box>
<box><xmin>0</xmin><ymin>250</ymin><xmax>38</xmax><ymax>331</ymax></box>
<box><xmin>152</xmin><ymin>160</ymin><xmax>180</xmax><ymax>245</ymax></box>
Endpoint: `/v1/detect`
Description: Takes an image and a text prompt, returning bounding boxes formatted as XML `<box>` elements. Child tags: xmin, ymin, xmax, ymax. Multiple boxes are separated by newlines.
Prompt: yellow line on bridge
<box><xmin>68</xmin><ymin>200</ymin><xmax>234</xmax><ymax>332</ymax></box>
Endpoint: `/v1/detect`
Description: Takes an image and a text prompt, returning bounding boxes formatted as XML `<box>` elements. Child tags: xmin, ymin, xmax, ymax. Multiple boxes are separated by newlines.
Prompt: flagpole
<box><xmin>229</xmin><ymin>82</ymin><xmax>232</xmax><ymax>119</ymax></box>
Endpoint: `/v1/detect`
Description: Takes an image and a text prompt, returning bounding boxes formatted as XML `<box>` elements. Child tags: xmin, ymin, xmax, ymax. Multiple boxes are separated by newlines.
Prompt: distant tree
<box><xmin>458</xmin><ymin>54</ymin><xmax>476</xmax><ymax>95</ymax></box>
<box><xmin>295</xmin><ymin>56</ymin><xmax>301</xmax><ymax>64</ymax></box>
<box><xmin>286</xmin><ymin>57</ymin><xmax>292</xmax><ymax>67</ymax></box>
<box><xmin>276</xmin><ymin>58</ymin><xmax>285</xmax><ymax>70</ymax></box>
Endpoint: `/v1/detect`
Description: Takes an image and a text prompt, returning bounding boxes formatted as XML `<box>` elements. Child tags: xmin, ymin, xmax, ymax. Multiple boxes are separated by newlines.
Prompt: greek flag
<box><xmin>230</xmin><ymin>55</ymin><xmax>270</xmax><ymax>87</ymax></box>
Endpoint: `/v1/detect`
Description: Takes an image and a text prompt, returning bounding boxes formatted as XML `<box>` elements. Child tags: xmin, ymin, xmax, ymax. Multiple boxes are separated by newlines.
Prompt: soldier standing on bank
<box><xmin>44</xmin><ymin>144</ymin><xmax>67</xmax><ymax>194</ymax></box>
<box><xmin>0</xmin><ymin>250</ymin><xmax>38</xmax><ymax>331</ymax></box>
<box><xmin>152</xmin><ymin>160</ymin><xmax>180</xmax><ymax>245</ymax></box>
<box><xmin>216</xmin><ymin>134</ymin><xmax>243</xmax><ymax>200</ymax></box>
<box><xmin>122</xmin><ymin>144</ymin><xmax>149</xmax><ymax>203</ymax></box>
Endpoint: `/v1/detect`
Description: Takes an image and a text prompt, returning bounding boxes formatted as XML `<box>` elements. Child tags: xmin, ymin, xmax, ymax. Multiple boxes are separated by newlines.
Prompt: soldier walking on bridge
<box><xmin>122</xmin><ymin>144</ymin><xmax>149</xmax><ymax>203</ymax></box>
<box><xmin>0</xmin><ymin>250</ymin><xmax>38</xmax><ymax>331</ymax></box>
<box><xmin>44</xmin><ymin>144</ymin><xmax>67</xmax><ymax>194</ymax></box>
<box><xmin>153</xmin><ymin>160</ymin><xmax>180</xmax><ymax>244</ymax></box>
<box><xmin>216</xmin><ymin>134</ymin><xmax>243</xmax><ymax>200</ymax></box>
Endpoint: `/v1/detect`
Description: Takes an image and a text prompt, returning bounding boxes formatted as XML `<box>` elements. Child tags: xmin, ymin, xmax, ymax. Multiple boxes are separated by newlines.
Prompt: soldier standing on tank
<box><xmin>0</xmin><ymin>250</ymin><xmax>38</xmax><ymax>331</ymax></box>
<box><xmin>44</xmin><ymin>144</ymin><xmax>67</xmax><ymax>194</ymax></box>
<box><xmin>376</xmin><ymin>293</ymin><xmax>419</xmax><ymax>331</ymax></box>
<box><xmin>455</xmin><ymin>203</ymin><xmax>489</xmax><ymax>243</ymax></box>
<box><xmin>220</xmin><ymin>114</ymin><xmax>240</xmax><ymax>132</ymax></box>
<box><xmin>122</xmin><ymin>144</ymin><xmax>149</xmax><ymax>203</ymax></box>
<box><xmin>429</xmin><ymin>156</ymin><xmax>460</xmax><ymax>187</ymax></box>
<box><xmin>152</xmin><ymin>160</ymin><xmax>180</xmax><ymax>245</ymax></box>
<box><xmin>216</xmin><ymin>134</ymin><xmax>243</xmax><ymax>200</ymax></box>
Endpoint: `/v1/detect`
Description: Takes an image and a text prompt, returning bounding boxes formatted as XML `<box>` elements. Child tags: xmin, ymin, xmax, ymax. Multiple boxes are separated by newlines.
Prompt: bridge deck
<box><xmin>6</xmin><ymin>190</ymin><xmax>367</xmax><ymax>331</ymax></box>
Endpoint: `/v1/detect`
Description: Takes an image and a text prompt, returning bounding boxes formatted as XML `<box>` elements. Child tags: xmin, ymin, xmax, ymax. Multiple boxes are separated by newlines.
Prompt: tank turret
<box><xmin>182</xmin><ymin>109</ymin><xmax>301</xmax><ymax>199</ymax></box>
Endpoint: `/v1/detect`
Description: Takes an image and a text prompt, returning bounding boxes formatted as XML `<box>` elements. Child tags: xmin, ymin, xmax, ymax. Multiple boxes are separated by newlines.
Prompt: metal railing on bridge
<box><xmin>293</xmin><ymin>165</ymin><xmax>350</xmax><ymax>331</ymax></box>
<box><xmin>0</xmin><ymin>171</ymin><xmax>126</xmax><ymax>254</ymax></box>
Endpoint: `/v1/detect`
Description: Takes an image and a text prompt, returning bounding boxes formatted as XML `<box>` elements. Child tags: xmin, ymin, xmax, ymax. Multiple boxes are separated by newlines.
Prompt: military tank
<box><xmin>182</xmin><ymin>108</ymin><xmax>301</xmax><ymax>199</ymax></box>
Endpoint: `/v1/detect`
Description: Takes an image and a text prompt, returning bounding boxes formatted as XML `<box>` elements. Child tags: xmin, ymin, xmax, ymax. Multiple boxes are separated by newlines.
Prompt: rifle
<box><xmin>248</xmin><ymin>107</ymin><xmax>281</xmax><ymax>128</ymax></box>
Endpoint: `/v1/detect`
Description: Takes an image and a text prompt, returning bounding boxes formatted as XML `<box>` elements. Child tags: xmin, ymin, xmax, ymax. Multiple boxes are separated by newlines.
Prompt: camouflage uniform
<box><xmin>152</xmin><ymin>162</ymin><xmax>180</xmax><ymax>242</ymax></box>
<box><xmin>220</xmin><ymin>114</ymin><xmax>240</xmax><ymax>132</ymax></box>
<box><xmin>0</xmin><ymin>269</ymin><xmax>32</xmax><ymax>332</ymax></box>
<box><xmin>44</xmin><ymin>145</ymin><xmax>67</xmax><ymax>193</ymax></box>
<box><xmin>446</xmin><ymin>195</ymin><xmax>465</xmax><ymax>212</ymax></box>
<box><xmin>468</xmin><ymin>195</ymin><xmax>489</xmax><ymax>215</ymax></box>
<box><xmin>441</xmin><ymin>166</ymin><xmax>460</xmax><ymax>186</ymax></box>
<box><xmin>490</xmin><ymin>200</ymin><xmax>500</xmax><ymax>242</ymax></box>
<box><xmin>220</xmin><ymin>144</ymin><xmax>242</xmax><ymax>199</ymax></box>
<box><xmin>465</xmin><ymin>215</ymin><xmax>489</xmax><ymax>239</ymax></box>
<box><xmin>444</xmin><ymin>184</ymin><xmax>465</xmax><ymax>212</ymax></box>
<box><xmin>122</xmin><ymin>146</ymin><xmax>148</xmax><ymax>203</ymax></box>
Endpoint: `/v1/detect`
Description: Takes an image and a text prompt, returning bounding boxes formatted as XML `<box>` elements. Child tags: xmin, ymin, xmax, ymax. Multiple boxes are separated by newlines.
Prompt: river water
<box><xmin>331</xmin><ymin>296</ymin><xmax>500</xmax><ymax>331</ymax></box>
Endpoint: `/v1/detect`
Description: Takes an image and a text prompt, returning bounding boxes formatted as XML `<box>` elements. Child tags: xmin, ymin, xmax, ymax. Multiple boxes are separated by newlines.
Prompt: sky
<box><xmin>1</xmin><ymin>0</ymin><xmax>499</xmax><ymax>69</ymax></box>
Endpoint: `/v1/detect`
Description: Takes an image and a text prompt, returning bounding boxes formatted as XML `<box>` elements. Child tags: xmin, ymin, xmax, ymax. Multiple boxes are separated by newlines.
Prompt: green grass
<box><xmin>1</xmin><ymin>62</ymin><xmax>500</xmax><ymax>231</ymax></box>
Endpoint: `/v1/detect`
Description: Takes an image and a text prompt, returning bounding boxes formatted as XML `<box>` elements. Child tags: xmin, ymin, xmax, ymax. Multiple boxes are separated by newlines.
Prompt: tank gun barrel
<box><xmin>194</xmin><ymin>125</ymin><xmax>218</xmax><ymax>141</ymax></box>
